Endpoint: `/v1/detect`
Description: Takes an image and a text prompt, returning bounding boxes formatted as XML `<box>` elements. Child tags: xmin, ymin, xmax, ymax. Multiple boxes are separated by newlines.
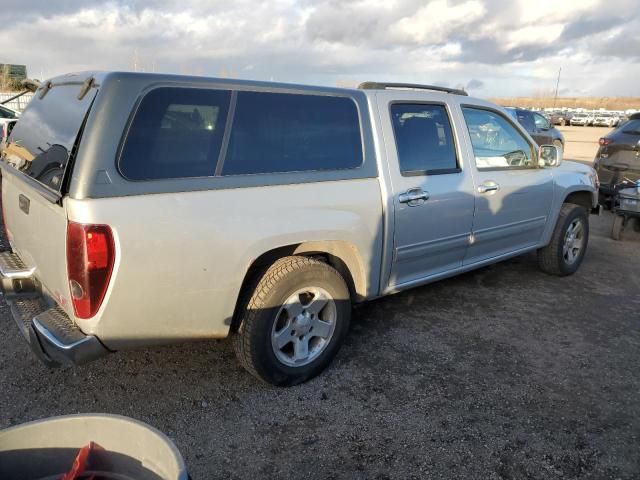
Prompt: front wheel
<box><xmin>538</xmin><ymin>203</ymin><xmax>589</xmax><ymax>276</ymax></box>
<box><xmin>232</xmin><ymin>256</ymin><xmax>351</xmax><ymax>386</ymax></box>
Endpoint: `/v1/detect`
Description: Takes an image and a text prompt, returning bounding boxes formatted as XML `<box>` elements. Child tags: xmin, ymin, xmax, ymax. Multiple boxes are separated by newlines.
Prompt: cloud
<box><xmin>559</xmin><ymin>15</ymin><xmax>624</xmax><ymax>42</ymax></box>
<box><xmin>466</xmin><ymin>79</ymin><xmax>484</xmax><ymax>91</ymax></box>
<box><xmin>0</xmin><ymin>0</ymin><xmax>638</xmax><ymax>97</ymax></box>
<box><xmin>389</xmin><ymin>0</ymin><xmax>486</xmax><ymax>44</ymax></box>
<box><xmin>590</xmin><ymin>17</ymin><xmax>640</xmax><ymax>61</ymax></box>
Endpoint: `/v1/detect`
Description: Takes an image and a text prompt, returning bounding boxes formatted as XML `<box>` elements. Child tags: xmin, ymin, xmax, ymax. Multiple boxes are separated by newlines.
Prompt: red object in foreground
<box><xmin>599</xmin><ymin>137</ymin><xmax>614</xmax><ymax>146</ymax></box>
<box><xmin>66</xmin><ymin>222</ymin><xmax>115</xmax><ymax>319</ymax></box>
<box><xmin>61</xmin><ymin>441</ymin><xmax>102</xmax><ymax>480</ymax></box>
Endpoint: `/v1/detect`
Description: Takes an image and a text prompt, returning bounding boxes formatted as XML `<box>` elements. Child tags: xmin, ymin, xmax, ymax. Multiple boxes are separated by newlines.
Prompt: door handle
<box><xmin>398</xmin><ymin>188</ymin><xmax>430</xmax><ymax>206</ymax></box>
<box><xmin>478</xmin><ymin>181</ymin><xmax>500</xmax><ymax>194</ymax></box>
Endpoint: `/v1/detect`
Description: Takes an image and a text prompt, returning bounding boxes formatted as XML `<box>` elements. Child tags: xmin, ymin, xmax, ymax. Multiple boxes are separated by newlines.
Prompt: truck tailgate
<box><xmin>2</xmin><ymin>171</ymin><xmax>72</xmax><ymax>316</ymax></box>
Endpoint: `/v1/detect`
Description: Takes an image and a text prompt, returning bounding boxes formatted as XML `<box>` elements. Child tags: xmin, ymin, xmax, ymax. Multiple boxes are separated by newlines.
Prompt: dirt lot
<box><xmin>558</xmin><ymin>125</ymin><xmax>610</xmax><ymax>165</ymax></box>
<box><xmin>1</xmin><ymin>214</ymin><xmax>639</xmax><ymax>479</ymax></box>
<box><xmin>1</xmin><ymin>124</ymin><xmax>639</xmax><ymax>479</ymax></box>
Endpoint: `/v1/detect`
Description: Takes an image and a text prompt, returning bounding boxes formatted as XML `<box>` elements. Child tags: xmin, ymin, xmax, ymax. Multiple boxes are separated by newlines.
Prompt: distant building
<box><xmin>0</xmin><ymin>64</ymin><xmax>27</xmax><ymax>81</ymax></box>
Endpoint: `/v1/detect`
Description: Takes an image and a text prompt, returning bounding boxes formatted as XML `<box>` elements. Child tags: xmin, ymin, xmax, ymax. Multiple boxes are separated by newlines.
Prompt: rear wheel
<box><xmin>232</xmin><ymin>256</ymin><xmax>351</xmax><ymax>386</ymax></box>
<box><xmin>538</xmin><ymin>203</ymin><xmax>589</xmax><ymax>276</ymax></box>
<box><xmin>611</xmin><ymin>215</ymin><xmax>625</xmax><ymax>241</ymax></box>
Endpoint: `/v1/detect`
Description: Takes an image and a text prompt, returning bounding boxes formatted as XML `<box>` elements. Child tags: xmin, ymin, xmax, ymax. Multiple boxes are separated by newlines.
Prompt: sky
<box><xmin>0</xmin><ymin>0</ymin><xmax>638</xmax><ymax>98</ymax></box>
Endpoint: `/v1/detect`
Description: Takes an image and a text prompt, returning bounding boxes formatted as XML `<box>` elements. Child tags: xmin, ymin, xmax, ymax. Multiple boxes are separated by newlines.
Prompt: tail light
<box><xmin>67</xmin><ymin>222</ymin><xmax>115</xmax><ymax>319</ymax></box>
<box><xmin>599</xmin><ymin>137</ymin><xmax>614</xmax><ymax>146</ymax></box>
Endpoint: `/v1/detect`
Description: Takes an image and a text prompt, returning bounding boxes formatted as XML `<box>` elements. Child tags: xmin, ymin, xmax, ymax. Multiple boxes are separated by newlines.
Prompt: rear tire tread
<box><xmin>232</xmin><ymin>256</ymin><xmax>348</xmax><ymax>385</ymax></box>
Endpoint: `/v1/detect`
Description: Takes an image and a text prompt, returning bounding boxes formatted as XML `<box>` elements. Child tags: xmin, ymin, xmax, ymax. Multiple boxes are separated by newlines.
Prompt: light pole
<box><xmin>553</xmin><ymin>67</ymin><xmax>562</xmax><ymax>109</ymax></box>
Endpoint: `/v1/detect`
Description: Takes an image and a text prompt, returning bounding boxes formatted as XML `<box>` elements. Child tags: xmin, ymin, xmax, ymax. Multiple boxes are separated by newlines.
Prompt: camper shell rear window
<box><xmin>2</xmin><ymin>84</ymin><xmax>97</xmax><ymax>193</ymax></box>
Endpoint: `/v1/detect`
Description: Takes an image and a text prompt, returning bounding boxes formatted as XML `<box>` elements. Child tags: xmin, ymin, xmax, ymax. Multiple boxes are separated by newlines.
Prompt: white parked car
<box><xmin>570</xmin><ymin>113</ymin><xmax>595</xmax><ymax>126</ymax></box>
<box><xmin>592</xmin><ymin>113</ymin><xmax>619</xmax><ymax>128</ymax></box>
<box><xmin>0</xmin><ymin>105</ymin><xmax>19</xmax><ymax>148</ymax></box>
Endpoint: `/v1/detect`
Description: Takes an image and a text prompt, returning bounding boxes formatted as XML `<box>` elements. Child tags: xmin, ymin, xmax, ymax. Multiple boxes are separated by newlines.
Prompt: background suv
<box><xmin>594</xmin><ymin>113</ymin><xmax>640</xmax><ymax>207</ymax></box>
<box><xmin>505</xmin><ymin>107</ymin><xmax>565</xmax><ymax>151</ymax></box>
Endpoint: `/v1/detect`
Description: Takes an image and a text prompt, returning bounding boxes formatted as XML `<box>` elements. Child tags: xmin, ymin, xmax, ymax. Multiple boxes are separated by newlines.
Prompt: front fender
<box><xmin>539</xmin><ymin>162</ymin><xmax>598</xmax><ymax>246</ymax></box>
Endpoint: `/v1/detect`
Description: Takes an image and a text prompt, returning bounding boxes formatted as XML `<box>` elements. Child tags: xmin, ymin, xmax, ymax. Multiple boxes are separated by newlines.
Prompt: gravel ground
<box><xmin>557</xmin><ymin>125</ymin><xmax>611</xmax><ymax>164</ymax></box>
<box><xmin>1</xmin><ymin>211</ymin><xmax>639</xmax><ymax>479</ymax></box>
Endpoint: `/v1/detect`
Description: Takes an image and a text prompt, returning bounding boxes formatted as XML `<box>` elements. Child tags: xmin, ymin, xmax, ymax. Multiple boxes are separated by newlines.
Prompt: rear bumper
<box><xmin>0</xmin><ymin>251</ymin><xmax>110</xmax><ymax>366</ymax></box>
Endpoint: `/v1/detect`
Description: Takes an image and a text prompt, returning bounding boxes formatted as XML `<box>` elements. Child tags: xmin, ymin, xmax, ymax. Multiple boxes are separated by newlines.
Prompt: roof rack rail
<box><xmin>357</xmin><ymin>82</ymin><xmax>468</xmax><ymax>96</ymax></box>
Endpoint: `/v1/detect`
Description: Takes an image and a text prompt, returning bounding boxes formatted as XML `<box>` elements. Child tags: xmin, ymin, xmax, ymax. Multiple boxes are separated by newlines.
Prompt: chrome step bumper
<box><xmin>32</xmin><ymin>305</ymin><xmax>110</xmax><ymax>365</ymax></box>
<box><xmin>0</xmin><ymin>251</ymin><xmax>36</xmax><ymax>279</ymax></box>
<box><xmin>1</xmin><ymin>252</ymin><xmax>110</xmax><ymax>366</ymax></box>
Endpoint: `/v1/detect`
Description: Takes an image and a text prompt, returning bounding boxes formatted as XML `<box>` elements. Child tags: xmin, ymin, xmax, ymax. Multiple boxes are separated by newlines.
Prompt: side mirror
<box><xmin>538</xmin><ymin>144</ymin><xmax>562</xmax><ymax>167</ymax></box>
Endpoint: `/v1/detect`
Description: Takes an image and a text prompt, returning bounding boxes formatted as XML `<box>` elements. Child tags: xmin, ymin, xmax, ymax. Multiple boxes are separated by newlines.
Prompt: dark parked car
<box><xmin>505</xmin><ymin>107</ymin><xmax>565</xmax><ymax>150</ymax></box>
<box><xmin>548</xmin><ymin>111</ymin><xmax>573</xmax><ymax>126</ymax></box>
<box><xmin>594</xmin><ymin>113</ymin><xmax>640</xmax><ymax>207</ymax></box>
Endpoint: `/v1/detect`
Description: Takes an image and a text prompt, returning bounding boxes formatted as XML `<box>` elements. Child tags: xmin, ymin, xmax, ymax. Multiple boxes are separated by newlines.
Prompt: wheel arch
<box><xmin>230</xmin><ymin>240</ymin><xmax>367</xmax><ymax>332</ymax></box>
<box><xmin>564</xmin><ymin>190</ymin><xmax>592</xmax><ymax>210</ymax></box>
<box><xmin>540</xmin><ymin>188</ymin><xmax>595</xmax><ymax>247</ymax></box>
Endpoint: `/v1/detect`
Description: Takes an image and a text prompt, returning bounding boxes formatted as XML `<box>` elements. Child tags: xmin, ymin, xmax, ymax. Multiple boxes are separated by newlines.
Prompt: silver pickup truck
<box><xmin>0</xmin><ymin>73</ymin><xmax>599</xmax><ymax>386</ymax></box>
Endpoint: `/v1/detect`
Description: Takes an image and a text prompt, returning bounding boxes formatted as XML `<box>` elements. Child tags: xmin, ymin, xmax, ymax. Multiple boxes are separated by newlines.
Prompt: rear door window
<box><xmin>621</xmin><ymin>119</ymin><xmax>640</xmax><ymax>134</ymax></box>
<box><xmin>221</xmin><ymin>91</ymin><xmax>362</xmax><ymax>175</ymax></box>
<box><xmin>119</xmin><ymin>87</ymin><xmax>231</xmax><ymax>180</ymax></box>
<box><xmin>390</xmin><ymin>103</ymin><xmax>459</xmax><ymax>175</ymax></box>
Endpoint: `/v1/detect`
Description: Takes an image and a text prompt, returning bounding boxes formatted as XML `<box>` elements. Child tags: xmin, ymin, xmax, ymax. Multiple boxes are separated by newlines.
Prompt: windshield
<box><xmin>1</xmin><ymin>83</ymin><xmax>97</xmax><ymax>193</ymax></box>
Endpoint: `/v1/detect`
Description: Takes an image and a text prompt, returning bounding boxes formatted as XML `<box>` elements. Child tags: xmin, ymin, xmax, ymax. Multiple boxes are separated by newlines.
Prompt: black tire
<box><xmin>611</xmin><ymin>215</ymin><xmax>625</xmax><ymax>241</ymax></box>
<box><xmin>232</xmin><ymin>256</ymin><xmax>351</xmax><ymax>386</ymax></box>
<box><xmin>538</xmin><ymin>203</ymin><xmax>589</xmax><ymax>276</ymax></box>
